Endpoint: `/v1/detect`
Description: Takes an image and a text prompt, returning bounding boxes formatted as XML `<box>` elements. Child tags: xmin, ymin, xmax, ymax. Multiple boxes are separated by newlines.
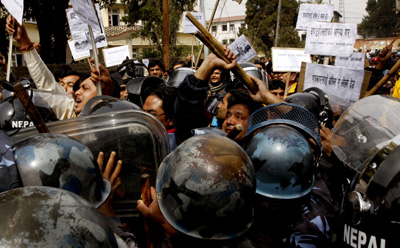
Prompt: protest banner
<box><xmin>102</xmin><ymin>45</ymin><xmax>131</xmax><ymax>67</ymax></box>
<box><xmin>66</xmin><ymin>4</ymin><xmax>107</xmax><ymax>52</ymax></box>
<box><xmin>335</xmin><ymin>52</ymin><xmax>365</xmax><ymax>70</ymax></box>
<box><xmin>298</xmin><ymin>62</ymin><xmax>371</xmax><ymax>103</ymax></box>
<box><xmin>228</xmin><ymin>35</ymin><xmax>257</xmax><ymax>63</ymax></box>
<box><xmin>2</xmin><ymin>0</ymin><xmax>23</xmax><ymax>25</ymax></box>
<box><xmin>296</xmin><ymin>4</ymin><xmax>334</xmax><ymax>30</ymax></box>
<box><xmin>68</xmin><ymin>40</ymin><xmax>90</xmax><ymax>61</ymax></box>
<box><xmin>183</xmin><ymin>12</ymin><xmax>206</xmax><ymax>34</ymax></box>
<box><xmin>305</xmin><ymin>22</ymin><xmax>357</xmax><ymax>57</ymax></box>
<box><xmin>70</xmin><ymin>0</ymin><xmax>101</xmax><ymax>32</ymax></box>
<box><xmin>271</xmin><ymin>47</ymin><xmax>312</xmax><ymax>72</ymax></box>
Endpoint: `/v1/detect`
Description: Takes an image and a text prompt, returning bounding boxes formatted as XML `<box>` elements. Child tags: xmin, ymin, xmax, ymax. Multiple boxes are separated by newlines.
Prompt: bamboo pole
<box><xmin>365</xmin><ymin>58</ymin><xmax>400</xmax><ymax>97</ymax></box>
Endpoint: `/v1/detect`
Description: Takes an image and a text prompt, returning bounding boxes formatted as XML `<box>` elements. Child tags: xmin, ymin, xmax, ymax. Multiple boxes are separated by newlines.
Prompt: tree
<box><xmin>240</xmin><ymin>0</ymin><xmax>303</xmax><ymax>55</ymax></box>
<box><xmin>121</xmin><ymin>0</ymin><xmax>196</xmax><ymax>60</ymax></box>
<box><xmin>358</xmin><ymin>0</ymin><xmax>398</xmax><ymax>38</ymax></box>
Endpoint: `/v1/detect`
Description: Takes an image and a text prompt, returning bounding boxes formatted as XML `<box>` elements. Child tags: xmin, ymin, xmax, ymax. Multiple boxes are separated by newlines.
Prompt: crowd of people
<box><xmin>1</xmin><ymin>13</ymin><xmax>400</xmax><ymax>248</ymax></box>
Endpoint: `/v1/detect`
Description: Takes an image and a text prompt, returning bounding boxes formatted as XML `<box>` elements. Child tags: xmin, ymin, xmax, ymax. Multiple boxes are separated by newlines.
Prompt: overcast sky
<box><xmin>204</xmin><ymin>0</ymin><xmax>368</xmax><ymax>24</ymax></box>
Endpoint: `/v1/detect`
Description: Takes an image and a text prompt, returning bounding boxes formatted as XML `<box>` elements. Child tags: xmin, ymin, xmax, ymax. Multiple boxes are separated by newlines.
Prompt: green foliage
<box><xmin>138</xmin><ymin>48</ymin><xmax>161</xmax><ymax>59</ymax></box>
<box><xmin>243</xmin><ymin>0</ymin><xmax>302</xmax><ymax>55</ymax></box>
<box><xmin>358</xmin><ymin>0</ymin><xmax>398</xmax><ymax>38</ymax></box>
<box><xmin>121</xmin><ymin>0</ymin><xmax>195</xmax><ymax>59</ymax></box>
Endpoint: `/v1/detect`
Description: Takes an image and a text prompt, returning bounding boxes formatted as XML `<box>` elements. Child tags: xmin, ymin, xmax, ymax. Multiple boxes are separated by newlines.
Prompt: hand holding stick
<box><xmin>187</xmin><ymin>13</ymin><xmax>258</xmax><ymax>94</ymax></box>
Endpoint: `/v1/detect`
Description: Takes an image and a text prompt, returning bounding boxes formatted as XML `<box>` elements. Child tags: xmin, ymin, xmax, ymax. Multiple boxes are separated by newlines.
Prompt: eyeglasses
<box><xmin>147</xmin><ymin>111</ymin><xmax>165</xmax><ymax>118</ymax></box>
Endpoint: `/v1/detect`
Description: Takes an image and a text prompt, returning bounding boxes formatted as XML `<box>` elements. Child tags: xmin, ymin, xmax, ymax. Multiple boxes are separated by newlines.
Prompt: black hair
<box><xmin>73</xmin><ymin>73</ymin><xmax>91</xmax><ymax>92</ymax></box>
<box><xmin>269</xmin><ymin>80</ymin><xmax>285</xmax><ymax>91</ymax></box>
<box><xmin>148</xmin><ymin>60</ymin><xmax>165</xmax><ymax>72</ymax></box>
<box><xmin>254</xmin><ymin>61</ymin><xmax>265</xmax><ymax>70</ymax></box>
<box><xmin>227</xmin><ymin>89</ymin><xmax>263</xmax><ymax>115</ymax></box>
<box><xmin>150</xmin><ymin>86</ymin><xmax>177</xmax><ymax>121</ymax></box>
<box><xmin>172</xmin><ymin>60</ymin><xmax>187</xmax><ymax>69</ymax></box>
<box><xmin>73</xmin><ymin>73</ymin><xmax>120</xmax><ymax>98</ymax></box>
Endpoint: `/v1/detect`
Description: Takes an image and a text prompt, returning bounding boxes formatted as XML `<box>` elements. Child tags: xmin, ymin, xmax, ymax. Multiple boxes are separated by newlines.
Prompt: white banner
<box><xmin>335</xmin><ymin>52</ymin><xmax>365</xmax><ymax>70</ymax></box>
<box><xmin>103</xmin><ymin>45</ymin><xmax>131</xmax><ymax>67</ymax></box>
<box><xmin>70</xmin><ymin>0</ymin><xmax>101</xmax><ymax>31</ymax></box>
<box><xmin>228</xmin><ymin>35</ymin><xmax>257</xmax><ymax>63</ymax></box>
<box><xmin>272</xmin><ymin>47</ymin><xmax>312</xmax><ymax>72</ymax></box>
<box><xmin>68</xmin><ymin>40</ymin><xmax>90</xmax><ymax>61</ymax></box>
<box><xmin>66</xmin><ymin>4</ymin><xmax>107</xmax><ymax>52</ymax></box>
<box><xmin>183</xmin><ymin>12</ymin><xmax>206</xmax><ymax>34</ymax></box>
<box><xmin>305</xmin><ymin>22</ymin><xmax>357</xmax><ymax>57</ymax></box>
<box><xmin>304</xmin><ymin>63</ymin><xmax>365</xmax><ymax>103</ymax></box>
<box><xmin>2</xmin><ymin>0</ymin><xmax>24</xmax><ymax>25</ymax></box>
<box><xmin>296</xmin><ymin>4</ymin><xmax>334</xmax><ymax>30</ymax></box>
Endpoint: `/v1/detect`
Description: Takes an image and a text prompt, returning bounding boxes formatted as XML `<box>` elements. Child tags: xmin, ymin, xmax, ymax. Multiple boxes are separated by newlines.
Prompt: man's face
<box><xmin>143</xmin><ymin>95</ymin><xmax>173</xmax><ymax>130</ymax></box>
<box><xmin>210</xmin><ymin>69</ymin><xmax>222</xmax><ymax>84</ymax></box>
<box><xmin>60</xmin><ymin>75</ymin><xmax>80</xmax><ymax>95</ymax></box>
<box><xmin>216</xmin><ymin>93</ymin><xmax>231</xmax><ymax>120</ymax></box>
<box><xmin>120</xmin><ymin>84</ymin><xmax>128</xmax><ymax>100</ymax></box>
<box><xmin>222</xmin><ymin>104</ymin><xmax>250</xmax><ymax>141</ymax></box>
<box><xmin>270</xmin><ymin>88</ymin><xmax>285</xmax><ymax>100</ymax></box>
<box><xmin>74</xmin><ymin>78</ymin><xmax>97</xmax><ymax>115</ymax></box>
<box><xmin>149</xmin><ymin>65</ymin><xmax>163</xmax><ymax>78</ymax></box>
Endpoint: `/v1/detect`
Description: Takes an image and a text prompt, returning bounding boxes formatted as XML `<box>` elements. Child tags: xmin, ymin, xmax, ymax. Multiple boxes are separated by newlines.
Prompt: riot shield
<box><xmin>332</xmin><ymin>95</ymin><xmax>400</xmax><ymax>173</ymax></box>
<box><xmin>10</xmin><ymin>109</ymin><xmax>169</xmax><ymax>231</ymax></box>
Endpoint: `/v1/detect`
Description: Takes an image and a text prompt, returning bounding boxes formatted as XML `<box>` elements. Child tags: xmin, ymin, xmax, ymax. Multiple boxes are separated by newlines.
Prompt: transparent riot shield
<box><xmin>10</xmin><ymin>109</ymin><xmax>170</xmax><ymax>235</ymax></box>
<box><xmin>332</xmin><ymin>95</ymin><xmax>400</xmax><ymax>173</ymax></box>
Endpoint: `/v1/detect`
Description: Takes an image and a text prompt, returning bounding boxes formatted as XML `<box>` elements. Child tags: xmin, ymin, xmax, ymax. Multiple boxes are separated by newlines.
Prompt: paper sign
<box><xmin>228</xmin><ymin>35</ymin><xmax>257</xmax><ymax>63</ymax></box>
<box><xmin>103</xmin><ymin>45</ymin><xmax>131</xmax><ymax>67</ymax></box>
<box><xmin>142</xmin><ymin>59</ymin><xmax>150</xmax><ymax>68</ymax></box>
<box><xmin>304</xmin><ymin>63</ymin><xmax>365</xmax><ymax>102</ymax></box>
<box><xmin>66</xmin><ymin>4</ymin><xmax>107</xmax><ymax>52</ymax></box>
<box><xmin>2</xmin><ymin>0</ymin><xmax>24</xmax><ymax>25</ymax></box>
<box><xmin>183</xmin><ymin>12</ymin><xmax>206</xmax><ymax>34</ymax></box>
<box><xmin>272</xmin><ymin>47</ymin><xmax>312</xmax><ymax>72</ymax></box>
<box><xmin>305</xmin><ymin>22</ymin><xmax>357</xmax><ymax>57</ymax></box>
<box><xmin>68</xmin><ymin>40</ymin><xmax>90</xmax><ymax>61</ymax></box>
<box><xmin>335</xmin><ymin>52</ymin><xmax>365</xmax><ymax>70</ymax></box>
<box><xmin>70</xmin><ymin>0</ymin><xmax>101</xmax><ymax>31</ymax></box>
<box><xmin>296</xmin><ymin>4</ymin><xmax>334</xmax><ymax>30</ymax></box>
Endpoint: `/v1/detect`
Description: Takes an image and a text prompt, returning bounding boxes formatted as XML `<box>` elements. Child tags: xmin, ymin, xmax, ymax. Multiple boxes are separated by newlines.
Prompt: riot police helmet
<box><xmin>156</xmin><ymin>135</ymin><xmax>256</xmax><ymax>240</ymax></box>
<box><xmin>245</xmin><ymin>125</ymin><xmax>315</xmax><ymax>199</ymax></box>
<box><xmin>167</xmin><ymin>67</ymin><xmax>196</xmax><ymax>87</ymax></box>
<box><xmin>13</xmin><ymin>133</ymin><xmax>110</xmax><ymax>208</ymax></box>
<box><xmin>126</xmin><ymin>76</ymin><xmax>165</xmax><ymax>107</ymax></box>
<box><xmin>80</xmin><ymin>95</ymin><xmax>141</xmax><ymax>116</ymax></box>
<box><xmin>0</xmin><ymin>186</ymin><xmax>118</xmax><ymax>247</ymax></box>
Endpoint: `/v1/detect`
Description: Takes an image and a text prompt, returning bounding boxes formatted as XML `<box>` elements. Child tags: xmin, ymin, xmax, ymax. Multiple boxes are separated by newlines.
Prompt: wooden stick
<box><xmin>365</xmin><ymin>58</ymin><xmax>400</xmax><ymax>97</ymax></box>
<box><xmin>195</xmin><ymin>0</ymin><xmax>220</xmax><ymax>69</ymax></box>
<box><xmin>12</xmin><ymin>82</ymin><xmax>50</xmax><ymax>133</ymax></box>
<box><xmin>88</xmin><ymin>25</ymin><xmax>102</xmax><ymax>96</ymax></box>
<box><xmin>193</xmin><ymin>30</ymin><xmax>258</xmax><ymax>94</ymax></box>
<box><xmin>389</xmin><ymin>32</ymin><xmax>400</xmax><ymax>47</ymax></box>
<box><xmin>191</xmin><ymin>34</ymin><xmax>194</xmax><ymax>69</ymax></box>
<box><xmin>6</xmin><ymin>35</ymin><xmax>13</xmax><ymax>82</ymax></box>
<box><xmin>283</xmin><ymin>72</ymin><xmax>291</xmax><ymax>99</ymax></box>
<box><xmin>141</xmin><ymin>174</ymin><xmax>153</xmax><ymax>248</ymax></box>
<box><xmin>226</xmin><ymin>124</ymin><xmax>243</xmax><ymax>140</ymax></box>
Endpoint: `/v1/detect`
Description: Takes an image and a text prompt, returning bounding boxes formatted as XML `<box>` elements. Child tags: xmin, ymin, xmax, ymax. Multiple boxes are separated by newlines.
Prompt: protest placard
<box><xmin>70</xmin><ymin>0</ymin><xmax>101</xmax><ymax>32</ymax></box>
<box><xmin>271</xmin><ymin>47</ymin><xmax>312</xmax><ymax>72</ymax></box>
<box><xmin>142</xmin><ymin>59</ymin><xmax>150</xmax><ymax>68</ymax></box>
<box><xmin>66</xmin><ymin>4</ymin><xmax>107</xmax><ymax>52</ymax></box>
<box><xmin>103</xmin><ymin>45</ymin><xmax>131</xmax><ymax>67</ymax></box>
<box><xmin>68</xmin><ymin>40</ymin><xmax>90</xmax><ymax>61</ymax></box>
<box><xmin>335</xmin><ymin>52</ymin><xmax>365</xmax><ymax>70</ymax></box>
<box><xmin>298</xmin><ymin>62</ymin><xmax>370</xmax><ymax>103</ymax></box>
<box><xmin>296</xmin><ymin>4</ymin><xmax>334</xmax><ymax>30</ymax></box>
<box><xmin>228</xmin><ymin>35</ymin><xmax>257</xmax><ymax>63</ymax></box>
<box><xmin>305</xmin><ymin>22</ymin><xmax>357</xmax><ymax>57</ymax></box>
<box><xmin>183</xmin><ymin>12</ymin><xmax>206</xmax><ymax>34</ymax></box>
<box><xmin>2</xmin><ymin>0</ymin><xmax>24</xmax><ymax>25</ymax></box>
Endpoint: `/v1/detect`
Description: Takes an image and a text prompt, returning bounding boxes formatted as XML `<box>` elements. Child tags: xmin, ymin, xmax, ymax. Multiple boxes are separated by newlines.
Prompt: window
<box><xmin>222</xmin><ymin>25</ymin><xmax>227</xmax><ymax>31</ymax></box>
<box><xmin>301</xmin><ymin>34</ymin><xmax>306</xmax><ymax>41</ymax></box>
<box><xmin>132</xmin><ymin>48</ymin><xmax>137</xmax><ymax>58</ymax></box>
<box><xmin>241</xmin><ymin>23</ymin><xmax>246</xmax><ymax>29</ymax></box>
<box><xmin>109</xmin><ymin>8</ymin><xmax>120</xmax><ymax>26</ymax></box>
<box><xmin>222</xmin><ymin>39</ymin><xmax>228</xmax><ymax>45</ymax></box>
<box><xmin>211</xmin><ymin>25</ymin><xmax>217</xmax><ymax>32</ymax></box>
<box><xmin>230</xmin><ymin>24</ymin><xmax>235</xmax><ymax>31</ymax></box>
<box><xmin>229</xmin><ymin>39</ymin><xmax>235</xmax><ymax>44</ymax></box>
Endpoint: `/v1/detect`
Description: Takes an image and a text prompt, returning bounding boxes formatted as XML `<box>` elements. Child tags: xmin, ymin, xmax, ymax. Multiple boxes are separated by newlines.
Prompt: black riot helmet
<box><xmin>285</xmin><ymin>87</ymin><xmax>334</xmax><ymax>129</ymax></box>
<box><xmin>80</xmin><ymin>95</ymin><xmax>141</xmax><ymax>116</ymax></box>
<box><xmin>245</xmin><ymin>125</ymin><xmax>316</xmax><ymax>199</ymax></box>
<box><xmin>167</xmin><ymin>67</ymin><xmax>196</xmax><ymax>87</ymax></box>
<box><xmin>126</xmin><ymin>76</ymin><xmax>165</xmax><ymax>108</ymax></box>
<box><xmin>156</xmin><ymin>135</ymin><xmax>256</xmax><ymax>240</ymax></box>
<box><xmin>0</xmin><ymin>186</ymin><xmax>118</xmax><ymax>247</ymax></box>
<box><xmin>13</xmin><ymin>133</ymin><xmax>110</xmax><ymax>208</ymax></box>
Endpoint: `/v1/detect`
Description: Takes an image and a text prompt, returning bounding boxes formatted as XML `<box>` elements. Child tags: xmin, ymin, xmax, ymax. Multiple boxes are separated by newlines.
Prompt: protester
<box><xmin>148</xmin><ymin>60</ymin><xmax>165</xmax><ymax>78</ymax></box>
